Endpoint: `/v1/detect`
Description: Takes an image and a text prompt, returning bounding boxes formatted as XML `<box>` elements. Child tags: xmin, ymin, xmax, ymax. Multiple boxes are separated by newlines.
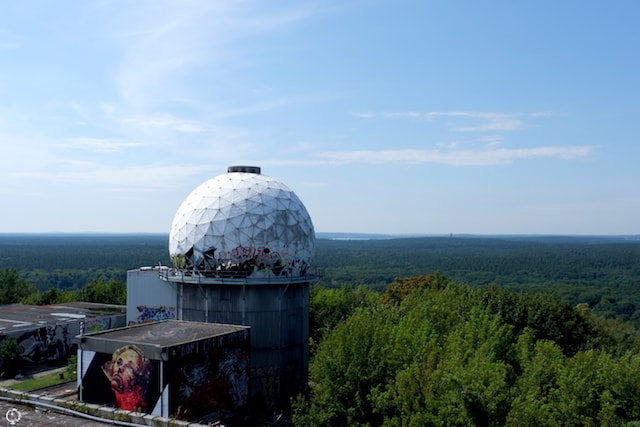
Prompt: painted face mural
<box><xmin>102</xmin><ymin>345</ymin><xmax>152</xmax><ymax>411</ymax></box>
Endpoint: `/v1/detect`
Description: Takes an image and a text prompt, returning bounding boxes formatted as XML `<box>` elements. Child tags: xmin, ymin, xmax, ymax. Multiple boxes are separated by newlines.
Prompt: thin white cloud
<box><xmin>212</xmin><ymin>97</ymin><xmax>301</xmax><ymax>120</ymax></box>
<box><xmin>121</xmin><ymin>113</ymin><xmax>206</xmax><ymax>134</ymax></box>
<box><xmin>0</xmin><ymin>41</ymin><xmax>19</xmax><ymax>50</ymax></box>
<box><xmin>453</xmin><ymin>118</ymin><xmax>523</xmax><ymax>132</ymax></box>
<box><xmin>350</xmin><ymin>110</ymin><xmax>551</xmax><ymax>132</ymax></box>
<box><xmin>337</xmin><ymin>110</ymin><xmax>581</xmax><ymax>166</ymax></box>
<box><xmin>112</xmin><ymin>2</ymin><xmax>317</xmax><ymax>110</ymax></box>
<box><xmin>529</xmin><ymin>111</ymin><xmax>552</xmax><ymax>118</ymax></box>
<box><xmin>15</xmin><ymin>159</ymin><xmax>213</xmax><ymax>193</ymax></box>
<box><xmin>317</xmin><ymin>145</ymin><xmax>593</xmax><ymax>166</ymax></box>
<box><xmin>57</xmin><ymin>138</ymin><xmax>147</xmax><ymax>153</ymax></box>
<box><xmin>0</xmin><ymin>140</ymin><xmax>50</xmax><ymax>179</ymax></box>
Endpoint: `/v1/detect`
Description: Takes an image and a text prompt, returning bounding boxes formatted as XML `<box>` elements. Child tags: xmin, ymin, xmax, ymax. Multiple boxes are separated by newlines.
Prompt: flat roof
<box><xmin>84</xmin><ymin>320</ymin><xmax>247</xmax><ymax>346</ymax></box>
<box><xmin>0</xmin><ymin>302</ymin><xmax>125</xmax><ymax>333</ymax></box>
<box><xmin>78</xmin><ymin>320</ymin><xmax>250</xmax><ymax>360</ymax></box>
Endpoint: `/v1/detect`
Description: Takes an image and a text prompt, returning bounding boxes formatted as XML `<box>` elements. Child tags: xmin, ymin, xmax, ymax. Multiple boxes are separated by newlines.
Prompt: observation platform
<box><xmin>158</xmin><ymin>266</ymin><xmax>318</xmax><ymax>285</ymax></box>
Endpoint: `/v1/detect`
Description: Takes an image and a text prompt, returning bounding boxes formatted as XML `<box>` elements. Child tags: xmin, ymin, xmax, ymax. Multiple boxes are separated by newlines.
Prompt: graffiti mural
<box><xmin>15</xmin><ymin>324</ymin><xmax>71</xmax><ymax>363</ymax></box>
<box><xmin>81</xmin><ymin>345</ymin><xmax>160</xmax><ymax>413</ymax></box>
<box><xmin>131</xmin><ymin>305</ymin><xmax>175</xmax><ymax>325</ymax></box>
<box><xmin>79</xmin><ymin>322</ymin><xmax>250</xmax><ymax>420</ymax></box>
<box><xmin>170</xmin><ymin>340</ymin><xmax>249</xmax><ymax>419</ymax></box>
<box><xmin>102</xmin><ymin>345</ymin><xmax>153</xmax><ymax>412</ymax></box>
<box><xmin>179</xmin><ymin>244</ymin><xmax>310</xmax><ymax>279</ymax></box>
<box><xmin>6</xmin><ymin>314</ymin><xmax>124</xmax><ymax>365</ymax></box>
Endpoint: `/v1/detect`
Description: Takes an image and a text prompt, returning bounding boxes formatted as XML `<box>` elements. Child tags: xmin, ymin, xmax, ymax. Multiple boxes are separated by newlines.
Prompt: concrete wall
<box><xmin>126</xmin><ymin>268</ymin><xmax>177</xmax><ymax>325</ymax></box>
<box><xmin>178</xmin><ymin>282</ymin><xmax>309</xmax><ymax>412</ymax></box>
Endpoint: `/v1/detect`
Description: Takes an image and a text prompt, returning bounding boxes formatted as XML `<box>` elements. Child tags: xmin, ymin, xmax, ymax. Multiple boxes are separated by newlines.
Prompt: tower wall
<box><xmin>126</xmin><ymin>268</ymin><xmax>177</xmax><ymax>325</ymax></box>
<box><xmin>178</xmin><ymin>281</ymin><xmax>309</xmax><ymax>411</ymax></box>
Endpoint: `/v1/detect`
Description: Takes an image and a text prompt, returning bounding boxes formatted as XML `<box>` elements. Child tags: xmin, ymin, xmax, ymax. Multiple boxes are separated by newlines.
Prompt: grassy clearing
<box><xmin>9</xmin><ymin>371</ymin><xmax>75</xmax><ymax>392</ymax></box>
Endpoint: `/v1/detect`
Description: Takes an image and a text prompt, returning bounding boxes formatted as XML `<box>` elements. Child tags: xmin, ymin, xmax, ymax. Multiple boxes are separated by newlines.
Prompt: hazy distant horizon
<box><xmin>1</xmin><ymin>231</ymin><xmax>638</xmax><ymax>242</ymax></box>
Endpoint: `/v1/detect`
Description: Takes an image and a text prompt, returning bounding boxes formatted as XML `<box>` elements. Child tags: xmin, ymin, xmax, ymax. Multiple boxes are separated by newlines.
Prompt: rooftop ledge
<box><xmin>158</xmin><ymin>268</ymin><xmax>319</xmax><ymax>285</ymax></box>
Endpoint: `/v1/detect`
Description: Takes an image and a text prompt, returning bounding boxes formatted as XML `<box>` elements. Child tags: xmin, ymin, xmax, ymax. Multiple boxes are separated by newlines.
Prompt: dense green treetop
<box><xmin>297</xmin><ymin>274</ymin><xmax>640</xmax><ymax>426</ymax></box>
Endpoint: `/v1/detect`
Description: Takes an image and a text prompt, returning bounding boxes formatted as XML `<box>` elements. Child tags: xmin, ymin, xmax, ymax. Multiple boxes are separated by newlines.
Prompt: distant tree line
<box><xmin>316</xmin><ymin>237</ymin><xmax>640</xmax><ymax>326</ymax></box>
<box><xmin>0</xmin><ymin>268</ymin><xmax>125</xmax><ymax>306</ymax></box>
<box><xmin>2</xmin><ymin>234</ymin><xmax>640</xmax><ymax>324</ymax></box>
<box><xmin>0</xmin><ymin>234</ymin><xmax>168</xmax><ymax>290</ymax></box>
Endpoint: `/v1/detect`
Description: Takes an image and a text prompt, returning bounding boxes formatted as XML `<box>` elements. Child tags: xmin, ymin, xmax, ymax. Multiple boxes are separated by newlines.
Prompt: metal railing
<box><xmin>158</xmin><ymin>267</ymin><xmax>319</xmax><ymax>285</ymax></box>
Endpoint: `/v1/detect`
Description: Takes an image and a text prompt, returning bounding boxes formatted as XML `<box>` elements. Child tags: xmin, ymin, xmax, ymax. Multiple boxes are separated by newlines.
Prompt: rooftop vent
<box><xmin>228</xmin><ymin>165</ymin><xmax>261</xmax><ymax>174</ymax></box>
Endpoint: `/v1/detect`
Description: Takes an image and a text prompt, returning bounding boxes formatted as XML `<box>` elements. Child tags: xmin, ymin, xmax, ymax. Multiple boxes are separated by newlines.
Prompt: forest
<box><xmin>1</xmin><ymin>233</ymin><xmax>638</xmax><ymax>325</ymax></box>
<box><xmin>316</xmin><ymin>235</ymin><xmax>640</xmax><ymax>325</ymax></box>
<box><xmin>1</xmin><ymin>233</ymin><xmax>640</xmax><ymax>425</ymax></box>
<box><xmin>296</xmin><ymin>275</ymin><xmax>640</xmax><ymax>426</ymax></box>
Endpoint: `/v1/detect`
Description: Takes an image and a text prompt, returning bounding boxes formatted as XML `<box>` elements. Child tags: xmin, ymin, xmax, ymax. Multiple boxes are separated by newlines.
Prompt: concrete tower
<box><xmin>130</xmin><ymin>166</ymin><xmax>316</xmax><ymax>413</ymax></box>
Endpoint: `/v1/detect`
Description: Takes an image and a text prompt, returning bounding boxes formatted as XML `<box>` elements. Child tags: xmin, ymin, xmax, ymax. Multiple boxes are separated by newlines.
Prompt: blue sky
<box><xmin>1</xmin><ymin>1</ymin><xmax>638</xmax><ymax>235</ymax></box>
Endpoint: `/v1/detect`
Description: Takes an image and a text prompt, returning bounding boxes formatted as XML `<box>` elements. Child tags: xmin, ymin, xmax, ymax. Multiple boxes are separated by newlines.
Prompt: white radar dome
<box><xmin>169</xmin><ymin>166</ymin><xmax>315</xmax><ymax>280</ymax></box>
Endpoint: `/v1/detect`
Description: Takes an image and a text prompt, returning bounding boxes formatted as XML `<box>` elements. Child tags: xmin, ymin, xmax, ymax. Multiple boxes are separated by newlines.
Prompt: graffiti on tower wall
<box><xmin>130</xmin><ymin>305</ymin><xmax>175</xmax><ymax>325</ymax></box>
<box><xmin>179</xmin><ymin>244</ymin><xmax>310</xmax><ymax>278</ymax></box>
<box><xmin>226</xmin><ymin>245</ymin><xmax>310</xmax><ymax>277</ymax></box>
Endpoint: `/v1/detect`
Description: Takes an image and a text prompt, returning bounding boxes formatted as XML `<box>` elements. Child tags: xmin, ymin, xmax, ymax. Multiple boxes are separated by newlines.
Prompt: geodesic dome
<box><xmin>169</xmin><ymin>166</ymin><xmax>315</xmax><ymax>280</ymax></box>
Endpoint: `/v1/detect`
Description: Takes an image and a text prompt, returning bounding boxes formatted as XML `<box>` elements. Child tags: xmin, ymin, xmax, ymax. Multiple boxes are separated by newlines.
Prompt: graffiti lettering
<box><xmin>176</xmin><ymin>244</ymin><xmax>311</xmax><ymax>279</ymax></box>
<box><xmin>131</xmin><ymin>305</ymin><xmax>175</xmax><ymax>325</ymax></box>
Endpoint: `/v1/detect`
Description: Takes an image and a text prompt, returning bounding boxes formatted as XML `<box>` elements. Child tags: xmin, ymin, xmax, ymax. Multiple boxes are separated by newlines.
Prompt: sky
<box><xmin>1</xmin><ymin>1</ymin><xmax>639</xmax><ymax>235</ymax></box>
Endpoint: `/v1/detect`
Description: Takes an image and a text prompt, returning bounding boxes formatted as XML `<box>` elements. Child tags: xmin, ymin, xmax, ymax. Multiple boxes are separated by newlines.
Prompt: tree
<box><xmin>299</xmin><ymin>277</ymin><xmax>476</xmax><ymax>426</ymax></box>
<box><xmin>0</xmin><ymin>268</ymin><xmax>37</xmax><ymax>304</ymax></box>
<box><xmin>0</xmin><ymin>337</ymin><xmax>23</xmax><ymax>378</ymax></box>
<box><xmin>309</xmin><ymin>284</ymin><xmax>378</xmax><ymax>350</ymax></box>
<box><xmin>477</xmin><ymin>286</ymin><xmax>602</xmax><ymax>355</ymax></box>
<box><xmin>304</xmin><ymin>306</ymin><xmax>399</xmax><ymax>426</ymax></box>
<box><xmin>77</xmin><ymin>278</ymin><xmax>126</xmax><ymax>305</ymax></box>
<box><xmin>374</xmin><ymin>307</ymin><xmax>514</xmax><ymax>427</ymax></box>
<box><xmin>21</xmin><ymin>287</ymin><xmax>76</xmax><ymax>305</ymax></box>
<box><xmin>506</xmin><ymin>333</ymin><xmax>565</xmax><ymax>425</ymax></box>
<box><xmin>382</xmin><ymin>272</ymin><xmax>450</xmax><ymax>305</ymax></box>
